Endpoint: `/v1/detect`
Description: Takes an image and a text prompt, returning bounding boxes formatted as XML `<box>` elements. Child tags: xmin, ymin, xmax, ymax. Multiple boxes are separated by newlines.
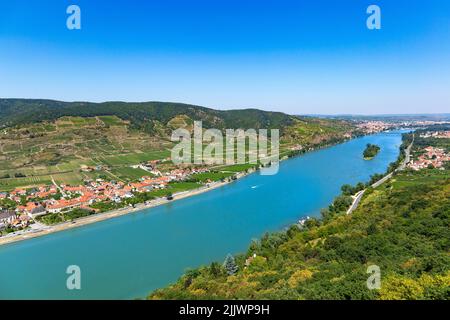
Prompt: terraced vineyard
<box><xmin>0</xmin><ymin>115</ymin><xmax>173</xmax><ymax>190</ymax></box>
<box><xmin>0</xmin><ymin>100</ymin><xmax>355</xmax><ymax>191</ymax></box>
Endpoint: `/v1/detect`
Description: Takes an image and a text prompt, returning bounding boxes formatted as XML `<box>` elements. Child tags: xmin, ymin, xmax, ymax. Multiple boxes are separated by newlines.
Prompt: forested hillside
<box><xmin>149</xmin><ymin>169</ymin><xmax>450</xmax><ymax>300</ymax></box>
<box><xmin>0</xmin><ymin>99</ymin><xmax>294</xmax><ymax>133</ymax></box>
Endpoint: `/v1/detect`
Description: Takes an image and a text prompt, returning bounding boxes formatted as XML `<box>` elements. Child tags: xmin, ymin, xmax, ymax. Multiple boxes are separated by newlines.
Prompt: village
<box><xmin>0</xmin><ymin>161</ymin><xmax>211</xmax><ymax>235</ymax></box>
<box><xmin>356</xmin><ymin>121</ymin><xmax>394</xmax><ymax>133</ymax></box>
<box><xmin>419</xmin><ymin>130</ymin><xmax>450</xmax><ymax>139</ymax></box>
<box><xmin>408</xmin><ymin>146</ymin><xmax>450</xmax><ymax>171</ymax></box>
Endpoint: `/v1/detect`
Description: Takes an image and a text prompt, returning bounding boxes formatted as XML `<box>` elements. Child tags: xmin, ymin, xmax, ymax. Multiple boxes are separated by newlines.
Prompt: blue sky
<box><xmin>0</xmin><ymin>0</ymin><xmax>449</xmax><ymax>114</ymax></box>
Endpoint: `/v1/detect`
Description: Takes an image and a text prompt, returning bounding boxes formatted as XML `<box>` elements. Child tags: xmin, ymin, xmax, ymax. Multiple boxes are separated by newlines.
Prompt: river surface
<box><xmin>0</xmin><ymin>131</ymin><xmax>404</xmax><ymax>299</ymax></box>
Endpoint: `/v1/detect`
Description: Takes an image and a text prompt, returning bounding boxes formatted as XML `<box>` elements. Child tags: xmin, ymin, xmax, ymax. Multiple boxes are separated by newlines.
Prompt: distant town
<box><xmin>407</xmin><ymin>130</ymin><xmax>450</xmax><ymax>170</ymax></box>
<box><xmin>354</xmin><ymin>120</ymin><xmax>450</xmax><ymax>134</ymax></box>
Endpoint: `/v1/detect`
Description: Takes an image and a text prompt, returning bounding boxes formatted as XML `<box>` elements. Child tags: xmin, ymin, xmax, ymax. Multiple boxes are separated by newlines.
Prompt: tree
<box><xmin>209</xmin><ymin>262</ymin><xmax>222</xmax><ymax>278</ymax></box>
<box><xmin>320</xmin><ymin>208</ymin><xmax>332</xmax><ymax>221</ymax></box>
<box><xmin>355</xmin><ymin>182</ymin><xmax>366</xmax><ymax>192</ymax></box>
<box><xmin>20</xmin><ymin>195</ymin><xmax>27</xmax><ymax>206</ymax></box>
<box><xmin>0</xmin><ymin>198</ymin><xmax>17</xmax><ymax>209</ymax></box>
<box><xmin>223</xmin><ymin>254</ymin><xmax>238</xmax><ymax>275</ymax></box>
<box><xmin>341</xmin><ymin>184</ymin><xmax>354</xmax><ymax>196</ymax></box>
<box><xmin>183</xmin><ymin>269</ymin><xmax>200</xmax><ymax>289</ymax></box>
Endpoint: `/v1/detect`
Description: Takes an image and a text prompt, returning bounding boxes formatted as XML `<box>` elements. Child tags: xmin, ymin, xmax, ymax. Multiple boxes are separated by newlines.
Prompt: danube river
<box><xmin>0</xmin><ymin>131</ymin><xmax>404</xmax><ymax>299</ymax></box>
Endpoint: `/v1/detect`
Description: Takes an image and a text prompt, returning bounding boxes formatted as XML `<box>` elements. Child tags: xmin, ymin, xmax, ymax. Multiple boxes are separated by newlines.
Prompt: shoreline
<box><xmin>0</xmin><ymin>171</ymin><xmax>251</xmax><ymax>247</ymax></box>
<box><xmin>0</xmin><ymin>132</ymin><xmax>378</xmax><ymax>247</ymax></box>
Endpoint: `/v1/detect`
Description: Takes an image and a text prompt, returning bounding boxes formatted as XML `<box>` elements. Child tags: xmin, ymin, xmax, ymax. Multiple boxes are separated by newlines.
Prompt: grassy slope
<box><xmin>149</xmin><ymin>169</ymin><xmax>450</xmax><ymax>300</ymax></box>
<box><xmin>0</xmin><ymin>115</ymin><xmax>172</xmax><ymax>190</ymax></box>
<box><xmin>0</xmin><ymin>106</ymin><xmax>354</xmax><ymax>190</ymax></box>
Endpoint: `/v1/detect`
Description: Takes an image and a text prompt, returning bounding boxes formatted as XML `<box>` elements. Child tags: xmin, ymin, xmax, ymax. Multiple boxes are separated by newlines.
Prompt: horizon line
<box><xmin>1</xmin><ymin>97</ymin><xmax>449</xmax><ymax>118</ymax></box>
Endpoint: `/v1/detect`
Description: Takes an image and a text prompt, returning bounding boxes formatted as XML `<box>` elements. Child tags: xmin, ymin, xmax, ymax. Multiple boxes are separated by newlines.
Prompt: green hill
<box><xmin>0</xmin><ymin>99</ymin><xmax>295</xmax><ymax>133</ymax></box>
<box><xmin>149</xmin><ymin>168</ymin><xmax>450</xmax><ymax>300</ymax></box>
<box><xmin>0</xmin><ymin>99</ymin><xmax>354</xmax><ymax>191</ymax></box>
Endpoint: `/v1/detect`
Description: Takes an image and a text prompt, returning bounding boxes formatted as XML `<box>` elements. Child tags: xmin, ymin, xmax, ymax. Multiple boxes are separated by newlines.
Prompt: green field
<box><xmin>0</xmin><ymin>116</ymin><xmax>174</xmax><ymax>190</ymax></box>
<box><xmin>215</xmin><ymin>163</ymin><xmax>256</xmax><ymax>172</ymax></box>
<box><xmin>98</xmin><ymin>150</ymin><xmax>170</xmax><ymax>166</ymax></box>
<box><xmin>391</xmin><ymin>169</ymin><xmax>450</xmax><ymax>189</ymax></box>
<box><xmin>52</xmin><ymin>172</ymin><xmax>85</xmax><ymax>185</ymax></box>
<box><xmin>97</xmin><ymin>115</ymin><xmax>125</xmax><ymax>126</ymax></box>
<box><xmin>0</xmin><ymin>112</ymin><xmax>353</xmax><ymax>190</ymax></box>
<box><xmin>0</xmin><ymin>175</ymin><xmax>53</xmax><ymax>191</ymax></box>
<box><xmin>149</xmin><ymin>181</ymin><xmax>200</xmax><ymax>197</ymax></box>
<box><xmin>109</xmin><ymin>167</ymin><xmax>151</xmax><ymax>181</ymax></box>
<box><xmin>189</xmin><ymin>171</ymin><xmax>234</xmax><ymax>182</ymax></box>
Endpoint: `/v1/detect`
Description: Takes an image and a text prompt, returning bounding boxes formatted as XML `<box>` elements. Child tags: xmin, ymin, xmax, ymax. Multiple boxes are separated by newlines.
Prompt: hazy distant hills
<box><xmin>0</xmin><ymin>98</ymin><xmax>295</xmax><ymax>132</ymax></box>
<box><xmin>304</xmin><ymin>113</ymin><xmax>450</xmax><ymax>122</ymax></box>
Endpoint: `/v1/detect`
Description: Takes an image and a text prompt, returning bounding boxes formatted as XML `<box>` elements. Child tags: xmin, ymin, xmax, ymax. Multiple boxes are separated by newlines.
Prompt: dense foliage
<box><xmin>0</xmin><ymin>99</ymin><xmax>295</xmax><ymax>133</ymax></box>
<box><xmin>37</xmin><ymin>208</ymin><xmax>95</xmax><ymax>225</ymax></box>
<box><xmin>363</xmin><ymin>143</ymin><xmax>381</xmax><ymax>159</ymax></box>
<box><xmin>149</xmin><ymin>170</ymin><xmax>449</xmax><ymax>300</ymax></box>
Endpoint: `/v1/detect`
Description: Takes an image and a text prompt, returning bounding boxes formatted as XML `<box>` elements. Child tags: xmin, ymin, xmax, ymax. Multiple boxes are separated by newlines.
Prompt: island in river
<box><xmin>363</xmin><ymin>143</ymin><xmax>381</xmax><ymax>160</ymax></box>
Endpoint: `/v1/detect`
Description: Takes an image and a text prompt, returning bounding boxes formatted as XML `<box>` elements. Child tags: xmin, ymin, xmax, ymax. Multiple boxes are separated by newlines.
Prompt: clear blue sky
<box><xmin>0</xmin><ymin>0</ymin><xmax>449</xmax><ymax>114</ymax></box>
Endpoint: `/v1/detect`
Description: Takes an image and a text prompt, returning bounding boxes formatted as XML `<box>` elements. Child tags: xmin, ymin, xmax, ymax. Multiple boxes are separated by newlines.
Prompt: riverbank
<box><xmin>0</xmin><ymin>133</ymin><xmax>377</xmax><ymax>247</ymax></box>
<box><xmin>0</xmin><ymin>171</ymin><xmax>251</xmax><ymax>246</ymax></box>
<box><xmin>347</xmin><ymin>134</ymin><xmax>413</xmax><ymax>214</ymax></box>
<box><xmin>148</xmin><ymin>154</ymin><xmax>449</xmax><ymax>300</ymax></box>
<box><xmin>0</xmin><ymin>131</ymin><xmax>405</xmax><ymax>299</ymax></box>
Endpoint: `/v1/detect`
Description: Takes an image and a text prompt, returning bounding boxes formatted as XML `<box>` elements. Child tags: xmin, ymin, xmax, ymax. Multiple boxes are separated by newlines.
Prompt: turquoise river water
<box><xmin>0</xmin><ymin>131</ymin><xmax>404</xmax><ymax>299</ymax></box>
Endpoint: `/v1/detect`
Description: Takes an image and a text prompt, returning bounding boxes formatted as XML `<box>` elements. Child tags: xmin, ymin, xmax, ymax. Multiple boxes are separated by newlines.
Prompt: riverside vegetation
<box><xmin>149</xmin><ymin>133</ymin><xmax>449</xmax><ymax>300</ymax></box>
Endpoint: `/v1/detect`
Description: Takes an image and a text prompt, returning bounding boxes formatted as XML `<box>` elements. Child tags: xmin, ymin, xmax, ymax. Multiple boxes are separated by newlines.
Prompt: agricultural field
<box><xmin>0</xmin><ymin>175</ymin><xmax>53</xmax><ymax>191</ymax></box>
<box><xmin>215</xmin><ymin>163</ymin><xmax>256</xmax><ymax>173</ymax></box>
<box><xmin>109</xmin><ymin>167</ymin><xmax>152</xmax><ymax>181</ymax></box>
<box><xmin>51</xmin><ymin>172</ymin><xmax>86</xmax><ymax>185</ymax></box>
<box><xmin>149</xmin><ymin>181</ymin><xmax>200</xmax><ymax>197</ymax></box>
<box><xmin>0</xmin><ymin>116</ymin><xmax>172</xmax><ymax>190</ymax></box>
<box><xmin>98</xmin><ymin>150</ymin><xmax>170</xmax><ymax>166</ymax></box>
<box><xmin>97</xmin><ymin>115</ymin><xmax>126</xmax><ymax>126</ymax></box>
<box><xmin>0</xmin><ymin>112</ymin><xmax>354</xmax><ymax>190</ymax></box>
<box><xmin>283</xmin><ymin>117</ymin><xmax>353</xmax><ymax>147</ymax></box>
<box><xmin>391</xmin><ymin>169</ymin><xmax>450</xmax><ymax>188</ymax></box>
<box><xmin>189</xmin><ymin>171</ymin><xmax>234</xmax><ymax>183</ymax></box>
